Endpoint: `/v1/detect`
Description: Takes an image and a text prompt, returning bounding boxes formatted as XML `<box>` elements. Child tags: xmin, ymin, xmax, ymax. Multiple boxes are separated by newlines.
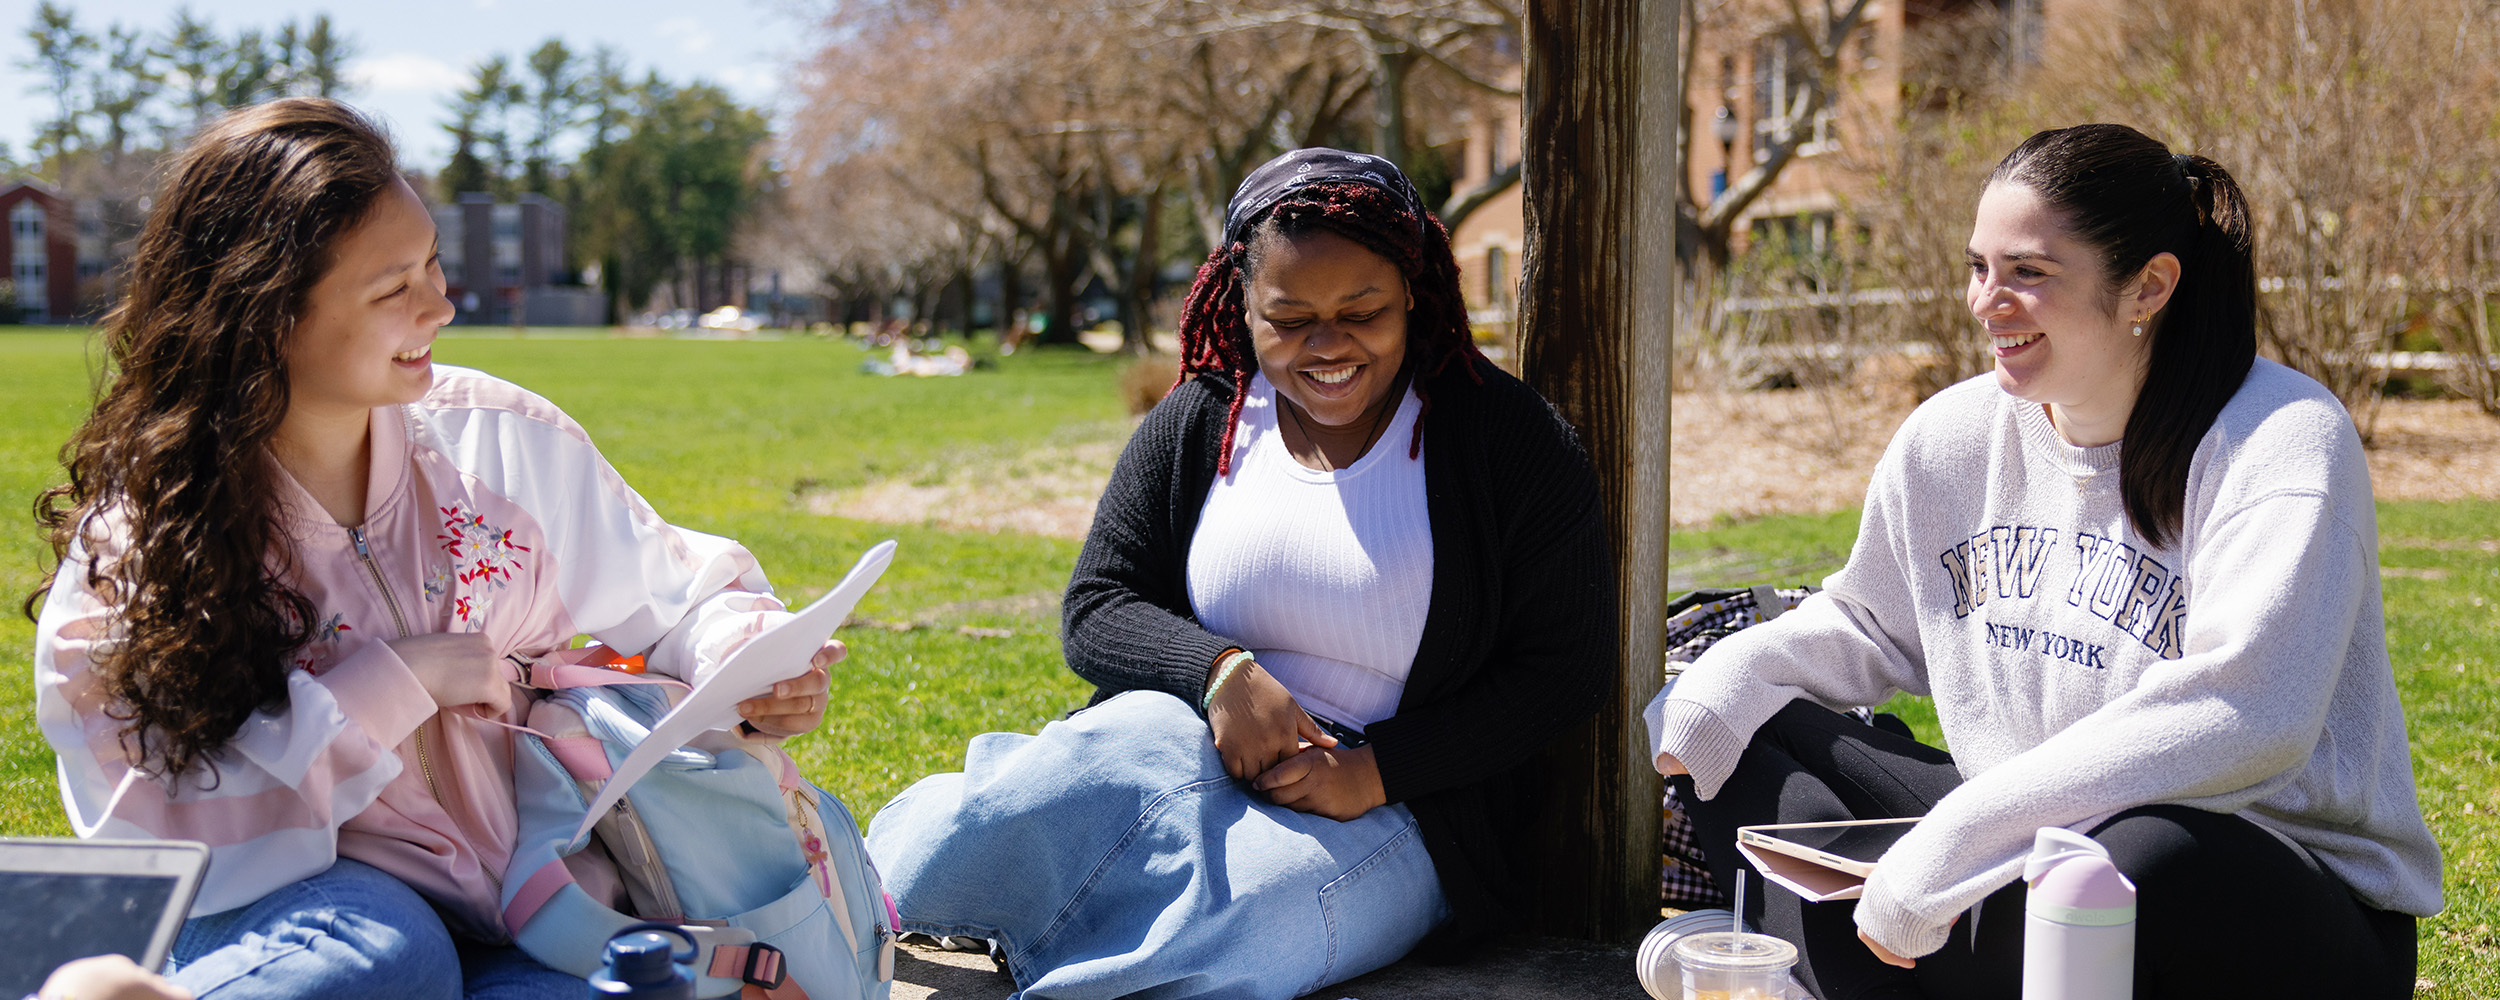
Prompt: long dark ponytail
<box><xmin>1988</xmin><ymin>123</ymin><xmax>2257</xmax><ymax>549</ymax></box>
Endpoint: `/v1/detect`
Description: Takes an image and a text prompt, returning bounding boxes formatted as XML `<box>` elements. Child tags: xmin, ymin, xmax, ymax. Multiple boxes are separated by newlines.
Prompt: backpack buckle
<box><xmin>740</xmin><ymin>943</ymin><xmax>788</xmax><ymax>989</ymax></box>
<box><xmin>709</xmin><ymin>942</ymin><xmax>789</xmax><ymax>990</ymax></box>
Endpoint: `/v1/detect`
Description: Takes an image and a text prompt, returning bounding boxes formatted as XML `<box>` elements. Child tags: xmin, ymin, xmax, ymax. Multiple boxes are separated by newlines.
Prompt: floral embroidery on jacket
<box><xmin>433</xmin><ymin>503</ymin><xmax>532</xmax><ymax>630</ymax></box>
<box><xmin>294</xmin><ymin>613</ymin><xmax>354</xmax><ymax>673</ymax></box>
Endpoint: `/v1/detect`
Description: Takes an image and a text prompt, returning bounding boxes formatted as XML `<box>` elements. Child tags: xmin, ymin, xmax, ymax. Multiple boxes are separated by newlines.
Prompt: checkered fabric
<box><xmin>1661</xmin><ymin>781</ymin><xmax>1727</xmax><ymax>908</ymax></box>
<box><xmin>1664</xmin><ymin>585</ymin><xmax>1822</xmax><ymax>664</ymax></box>
<box><xmin>1659</xmin><ymin>583</ymin><xmax>1824</xmax><ymax>910</ymax></box>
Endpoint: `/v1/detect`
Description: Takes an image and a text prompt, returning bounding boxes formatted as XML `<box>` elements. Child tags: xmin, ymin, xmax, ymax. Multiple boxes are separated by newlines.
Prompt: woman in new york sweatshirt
<box><xmin>1649</xmin><ymin>124</ymin><xmax>2440</xmax><ymax>999</ymax></box>
<box><xmin>31</xmin><ymin>99</ymin><xmax>838</xmax><ymax>1000</ymax></box>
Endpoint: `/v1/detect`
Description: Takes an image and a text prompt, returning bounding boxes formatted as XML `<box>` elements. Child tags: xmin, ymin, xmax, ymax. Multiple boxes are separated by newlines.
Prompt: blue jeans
<box><xmin>165</xmin><ymin>858</ymin><xmax>579</xmax><ymax>1000</ymax></box>
<box><xmin>867</xmin><ymin>690</ymin><xmax>1449</xmax><ymax>1000</ymax></box>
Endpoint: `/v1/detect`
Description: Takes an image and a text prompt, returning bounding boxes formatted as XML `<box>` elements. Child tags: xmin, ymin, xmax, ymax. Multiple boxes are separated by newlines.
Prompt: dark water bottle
<box><xmin>589</xmin><ymin>922</ymin><xmax>697</xmax><ymax>999</ymax></box>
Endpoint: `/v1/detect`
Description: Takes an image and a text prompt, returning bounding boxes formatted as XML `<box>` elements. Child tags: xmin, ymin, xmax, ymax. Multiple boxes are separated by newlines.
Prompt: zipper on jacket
<box><xmin>349</xmin><ymin>526</ymin><xmax>413</xmax><ymax>638</ymax></box>
<box><xmin>349</xmin><ymin>524</ymin><xmax>504</xmax><ymax>896</ymax></box>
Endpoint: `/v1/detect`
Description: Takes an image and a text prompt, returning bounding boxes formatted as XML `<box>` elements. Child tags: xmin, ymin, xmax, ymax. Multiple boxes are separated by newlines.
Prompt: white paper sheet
<box><xmin>572</xmin><ymin>539</ymin><xmax>897</xmax><ymax>843</ymax></box>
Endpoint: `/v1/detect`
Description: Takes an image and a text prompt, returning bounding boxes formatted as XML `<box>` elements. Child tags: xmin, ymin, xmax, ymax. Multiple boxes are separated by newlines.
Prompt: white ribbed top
<box><xmin>1186</xmin><ymin>372</ymin><xmax>1432</xmax><ymax>730</ymax></box>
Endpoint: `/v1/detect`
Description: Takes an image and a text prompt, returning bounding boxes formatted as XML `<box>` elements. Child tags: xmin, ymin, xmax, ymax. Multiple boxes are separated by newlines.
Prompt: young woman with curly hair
<box><xmin>865</xmin><ymin>148</ymin><xmax>1616</xmax><ymax>999</ymax></box>
<box><xmin>30</xmin><ymin>98</ymin><xmax>839</xmax><ymax>1000</ymax></box>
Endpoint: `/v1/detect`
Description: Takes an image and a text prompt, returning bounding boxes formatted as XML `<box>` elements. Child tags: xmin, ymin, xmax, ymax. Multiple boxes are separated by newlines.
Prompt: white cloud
<box><xmin>348</xmin><ymin>53</ymin><xmax>467</xmax><ymax>95</ymax></box>
<box><xmin>655</xmin><ymin>16</ymin><xmax>718</xmax><ymax>55</ymax></box>
<box><xmin>713</xmin><ymin>63</ymin><xmax>780</xmax><ymax>96</ymax></box>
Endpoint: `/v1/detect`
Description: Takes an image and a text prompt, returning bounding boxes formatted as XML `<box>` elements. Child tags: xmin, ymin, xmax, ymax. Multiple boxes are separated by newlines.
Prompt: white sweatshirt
<box><xmin>1648</xmin><ymin>359</ymin><xmax>2444</xmax><ymax>958</ymax></box>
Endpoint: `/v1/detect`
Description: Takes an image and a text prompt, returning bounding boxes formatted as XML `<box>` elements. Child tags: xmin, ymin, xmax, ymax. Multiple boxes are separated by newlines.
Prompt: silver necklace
<box><xmin>1280</xmin><ymin>389</ymin><xmax>1397</xmax><ymax>472</ymax></box>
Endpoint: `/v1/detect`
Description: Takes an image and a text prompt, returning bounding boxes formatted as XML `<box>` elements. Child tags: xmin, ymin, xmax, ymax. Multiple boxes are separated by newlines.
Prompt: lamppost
<box><xmin>1712</xmin><ymin>104</ymin><xmax>1739</xmax><ymax>201</ymax></box>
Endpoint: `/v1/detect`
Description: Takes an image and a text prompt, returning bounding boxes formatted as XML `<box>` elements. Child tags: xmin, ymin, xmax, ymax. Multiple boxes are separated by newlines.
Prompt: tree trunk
<box><xmin>1369</xmin><ymin>36</ymin><xmax>1417</xmax><ymax>165</ymax></box>
<box><xmin>995</xmin><ymin>246</ymin><xmax>1026</xmax><ymax>342</ymax></box>
<box><xmin>1039</xmin><ymin>199</ymin><xmax>1085</xmax><ymax>346</ymax></box>
<box><xmin>1121</xmin><ymin>183</ymin><xmax>1166</xmax><ymax>355</ymax></box>
<box><xmin>948</xmin><ymin>267</ymin><xmax>974</xmax><ymax>336</ymax></box>
<box><xmin>1517</xmin><ymin>0</ymin><xmax>1677</xmax><ymax>942</ymax></box>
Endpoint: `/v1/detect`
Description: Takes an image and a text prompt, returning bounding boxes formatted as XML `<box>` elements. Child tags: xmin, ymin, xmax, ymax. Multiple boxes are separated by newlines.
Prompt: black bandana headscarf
<box><xmin>1222</xmin><ymin>147</ymin><xmax>1428</xmax><ymax>247</ymax></box>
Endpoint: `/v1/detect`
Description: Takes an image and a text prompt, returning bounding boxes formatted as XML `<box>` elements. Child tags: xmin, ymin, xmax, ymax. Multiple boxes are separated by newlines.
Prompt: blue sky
<box><xmin>3</xmin><ymin>0</ymin><xmax>819</xmax><ymax>169</ymax></box>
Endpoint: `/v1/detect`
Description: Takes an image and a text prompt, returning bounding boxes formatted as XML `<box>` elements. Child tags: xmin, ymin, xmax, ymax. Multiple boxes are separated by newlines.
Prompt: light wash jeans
<box><xmin>164</xmin><ymin>858</ymin><xmax>579</xmax><ymax>1000</ymax></box>
<box><xmin>867</xmin><ymin>690</ymin><xmax>1449</xmax><ymax>1000</ymax></box>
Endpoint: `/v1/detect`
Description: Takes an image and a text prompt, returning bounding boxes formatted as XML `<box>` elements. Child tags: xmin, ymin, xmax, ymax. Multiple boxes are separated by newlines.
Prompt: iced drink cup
<box><xmin>1672</xmin><ymin>931</ymin><xmax>1797</xmax><ymax>1000</ymax></box>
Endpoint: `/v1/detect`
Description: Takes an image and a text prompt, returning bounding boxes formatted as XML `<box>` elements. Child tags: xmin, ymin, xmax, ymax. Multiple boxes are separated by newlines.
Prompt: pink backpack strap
<box><xmin>518</xmin><ymin>646</ymin><xmax>692</xmax><ymax>693</ymax></box>
<box><xmin>528</xmin><ymin>660</ymin><xmax>691</xmax><ymax>692</ymax></box>
<box><xmin>504</xmin><ymin>859</ymin><xmax>576</xmax><ymax>930</ymax></box>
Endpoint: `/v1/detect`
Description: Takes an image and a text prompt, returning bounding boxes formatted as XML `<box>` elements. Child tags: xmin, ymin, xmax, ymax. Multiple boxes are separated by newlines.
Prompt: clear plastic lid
<box><xmin>1670</xmin><ymin>931</ymin><xmax>1799</xmax><ymax>972</ymax></box>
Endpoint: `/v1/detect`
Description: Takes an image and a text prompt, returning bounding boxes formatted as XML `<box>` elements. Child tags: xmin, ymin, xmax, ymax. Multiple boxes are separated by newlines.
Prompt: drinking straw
<box><xmin>1733</xmin><ymin>869</ymin><xmax>1746</xmax><ymax>939</ymax></box>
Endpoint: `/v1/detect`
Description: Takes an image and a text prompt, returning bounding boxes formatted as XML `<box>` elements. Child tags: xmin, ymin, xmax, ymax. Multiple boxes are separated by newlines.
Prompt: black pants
<box><xmin>1673</xmin><ymin>701</ymin><xmax>2418</xmax><ymax>1000</ymax></box>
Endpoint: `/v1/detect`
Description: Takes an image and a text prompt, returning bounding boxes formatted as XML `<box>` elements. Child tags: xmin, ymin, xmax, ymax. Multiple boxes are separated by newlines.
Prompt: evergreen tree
<box><xmin>20</xmin><ymin>1</ymin><xmax>97</xmax><ymax>171</ymax></box>
<box><xmin>523</xmin><ymin>39</ymin><xmax>578</xmax><ymax>194</ymax></box>
<box><xmin>89</xmin><ymin>24</ymin><xmax>162</xmax><ymax>166</ymax></box>
<box><xmin>296</xmin><ymin>15</ymin><xmax>354</xmax><ymax>98</ymax></box>
<box><xmin>161</xmin><ymin>7</ymin><xmax>221</xmax><ymax>128</ymax></box>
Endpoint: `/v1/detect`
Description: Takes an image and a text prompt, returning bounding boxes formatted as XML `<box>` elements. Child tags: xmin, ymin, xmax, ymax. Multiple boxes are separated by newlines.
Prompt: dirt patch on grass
<box><xmin>2358</xmin><ymin>399</ymin><xmax>2500</xmax><ymax>503</ymax></box>
<box><xmin>804</xmin><ymin>394</ymin><xmax>2500</xmax><ymax>538</ymax></box>
<box><xmin>1669</xmin><ymin>390</ymin><xmax>2500</xmax><ymax>528</ymax></box>
<box><xmin>801</xmin><ymin>436</ymin><xmax>1126</xmax><ymax>539</ymax></box>
<box><xmin>1669</xmin><ymin>388</ymin><xmax>1903</xmax><ymax>529</ymax></box>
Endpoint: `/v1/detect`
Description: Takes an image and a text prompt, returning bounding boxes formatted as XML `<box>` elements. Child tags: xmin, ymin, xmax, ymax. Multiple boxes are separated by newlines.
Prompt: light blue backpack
<box><xmin>499</xmin><ymin>658</ymin><xmax>896</xmax><ymax>1000</ymax></box>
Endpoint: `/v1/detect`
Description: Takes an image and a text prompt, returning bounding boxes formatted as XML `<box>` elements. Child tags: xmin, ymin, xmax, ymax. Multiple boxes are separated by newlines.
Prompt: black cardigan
<box><xmin>1060</xmin><ymin>357</ymin><xmax>1617</xmax><ymax>954</ymax></box>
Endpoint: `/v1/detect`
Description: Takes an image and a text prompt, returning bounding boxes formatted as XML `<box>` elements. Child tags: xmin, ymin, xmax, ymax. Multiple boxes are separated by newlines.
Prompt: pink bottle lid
<box><xmin>2028</xmin><ymin>853</ymin><xmax>2137</xmax><ymax>925</ymax></box>
<box><xmin>2024</xmin><ymin>827</ymin><xmax>2137</xmax><ymax>925</ymax></box>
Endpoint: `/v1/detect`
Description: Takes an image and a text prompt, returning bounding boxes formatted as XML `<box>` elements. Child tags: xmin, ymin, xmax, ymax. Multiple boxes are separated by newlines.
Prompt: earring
<box><xmin>2131</xmin><ymin>318</ymin><xmax>2145</xmax><ymax>337</ymax></box>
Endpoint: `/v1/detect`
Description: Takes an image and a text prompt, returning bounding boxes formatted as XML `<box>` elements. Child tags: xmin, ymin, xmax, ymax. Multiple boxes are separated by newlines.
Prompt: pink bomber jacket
<box><xmin>34</xmin><ymin>366</ymin><xmax>791</xmax><ymax>942</ymax></box>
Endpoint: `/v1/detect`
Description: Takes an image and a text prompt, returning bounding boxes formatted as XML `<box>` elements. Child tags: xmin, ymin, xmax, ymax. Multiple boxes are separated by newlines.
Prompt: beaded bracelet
<box><xmin>1201</xmin><ymin>649</ymin><xmax>1257</xmax><ymax>710</ymax></box>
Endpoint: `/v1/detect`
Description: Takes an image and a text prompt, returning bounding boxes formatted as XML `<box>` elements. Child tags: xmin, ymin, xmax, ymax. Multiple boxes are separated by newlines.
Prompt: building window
<box><xmin>9</xmin><ymin>202</ymin><xmax>46</xmax><ymax>319</ymax></box>
<box><xmin>10</xmin><ymin>201</ymin><xmax>43</xmax><ymax>245</ymax></box>
<box><xmin>432</xmin><ymin>206</ymin><xmax>466</xmax><ymax>286</ymax></box>
<box><xmin>491</xmin><ymin>204</ymin><xmax>522</xmax><ymax>287</ymax></box>
<box><xmin>427</xmin><ymin>206</ymin><xmax>467</xmax><ymax>287</ymax></box>
<box><xmin>1752</xmin><ymin>33</ymin><xmax>1838</xmax><ymax>158</ymax></box>
<box><xmin>12</xmin><ymin>262</ymin><xmax>47</xmax><ymax>316</ymax></box>
<box><xmin>1485</xmin><ymin>246</ymin><xmax>1509</xmax><ymax>306</ymax></box>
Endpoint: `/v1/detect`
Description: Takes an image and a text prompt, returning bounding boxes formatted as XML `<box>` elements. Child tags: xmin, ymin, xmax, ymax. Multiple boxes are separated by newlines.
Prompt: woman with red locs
<box><xmin>865</xmin><ymin>148</ymin><xmax>1615</xmax><ymax>999</ymax></box>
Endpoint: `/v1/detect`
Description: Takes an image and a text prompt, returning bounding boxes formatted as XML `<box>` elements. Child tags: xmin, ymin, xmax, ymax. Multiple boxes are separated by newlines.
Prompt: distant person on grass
<box><xmin>865</xmin><ymin>148</ymin><xmax>1614</xmax><ymax>998</ymax></box>
<box><xmin>1648</xmin><ymin>122</ymin><xmax>2442</xmax><ymax>998</ymax></box>
<box><xmin>28</xmin><ymin>98</ymin><xmax>840</xmax><ymax>1000</ymax></box>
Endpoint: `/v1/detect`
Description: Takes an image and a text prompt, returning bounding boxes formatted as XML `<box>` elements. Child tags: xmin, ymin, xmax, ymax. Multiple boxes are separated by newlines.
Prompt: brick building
<box><xmin>1683</xmin><ymin>0</ymin><xmax>2118</xmax><ymax>256</ymax></box>
<box><xmin>1448</xmin><ymin>0</ymin><xmax>2113</xmax><ymax>307</ymax></box>
<box><xmin>1</xmin><ymin>182</ymin><xmax>84</xmax><ymax>323</ymax></box>
<box><xmin>1447</xmin><ymin>66</ymin><xmax>1526</xmax><ymax>340</ymax></box>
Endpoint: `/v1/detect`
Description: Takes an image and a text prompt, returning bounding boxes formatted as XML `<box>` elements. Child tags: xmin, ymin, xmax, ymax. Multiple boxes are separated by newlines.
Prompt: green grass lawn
<box><xmin>3</xmin><ymin>327</ymin><xmax>2493</xmax><ymax>993</ymax></box>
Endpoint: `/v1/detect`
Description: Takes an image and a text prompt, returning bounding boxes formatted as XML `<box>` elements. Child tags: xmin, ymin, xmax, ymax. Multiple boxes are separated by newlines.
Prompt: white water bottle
<box><xmin>2021</xmin><ymin>827</ymin><xmax>2136</xmax><ymax>1000</ymax></box>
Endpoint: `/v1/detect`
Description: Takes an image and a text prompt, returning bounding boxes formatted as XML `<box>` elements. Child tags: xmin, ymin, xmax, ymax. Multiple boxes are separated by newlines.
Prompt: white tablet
<box><xmin>1736</xmin><ymin>817</ymin><xmax>1922</xmax><ymax>878</ymax></box>
<box><xmin>0</xmin><ymin>837</ymin><xmax>210</xmax><ymax>994</ymax></box>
